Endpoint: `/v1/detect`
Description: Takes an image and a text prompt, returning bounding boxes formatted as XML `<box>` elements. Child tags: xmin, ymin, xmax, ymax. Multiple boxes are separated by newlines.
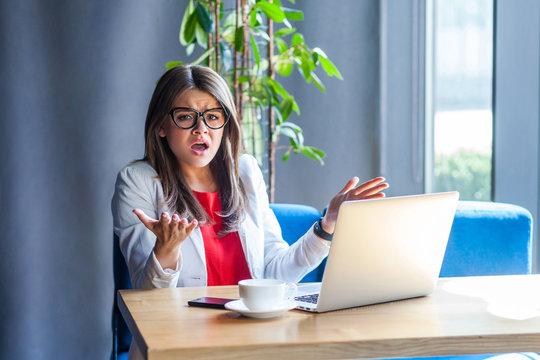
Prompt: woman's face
<box><xmin>159</xmin><ymin>89</ymin><xmax>225</xmax><ymax>173</ymax></box>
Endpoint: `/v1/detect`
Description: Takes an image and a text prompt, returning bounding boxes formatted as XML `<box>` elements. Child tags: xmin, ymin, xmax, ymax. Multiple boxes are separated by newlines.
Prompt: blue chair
<box><xmin>111</xmin><ymin>203</ymin><xmax>325</xmax><ymax>359</ymax></box>
<box><xmin>268</xmin><ymin>203</ymin><xmax>325</xmax><ymax>282</ymax></box>
<box><xmin>112</xmin><ymin>233</ymin><xmax>131</xmax><ymax>360</ymax></box>
<box><xmin>440</xmin><ymin>201</ymin><xmax>533</xmax><ymax>276</ymax></box>
<box><xmin>380</xmin><ymin>200</ymin><xmax>537</xmax><ymax>360</ymax></box>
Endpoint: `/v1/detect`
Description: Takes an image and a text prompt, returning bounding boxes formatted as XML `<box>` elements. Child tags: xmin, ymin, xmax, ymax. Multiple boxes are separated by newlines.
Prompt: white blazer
<box><xmin>111</xmin><ymin>154</ymin><xmax>330</xmax><ymax>289</ymax></box>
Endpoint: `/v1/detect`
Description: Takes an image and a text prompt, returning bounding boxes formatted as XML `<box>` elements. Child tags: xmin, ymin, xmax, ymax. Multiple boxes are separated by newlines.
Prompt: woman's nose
<box><xmin>192</xmin><ymin>115</ymin><xmax>208</xmax><ymax>134</ymax></box>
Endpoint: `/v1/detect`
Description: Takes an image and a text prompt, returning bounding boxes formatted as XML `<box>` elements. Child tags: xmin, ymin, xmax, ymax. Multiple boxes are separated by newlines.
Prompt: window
<box><xmin>426</xmin><ymin>0</ymin><xmax>494</xmax><ymax>201</ymax></box>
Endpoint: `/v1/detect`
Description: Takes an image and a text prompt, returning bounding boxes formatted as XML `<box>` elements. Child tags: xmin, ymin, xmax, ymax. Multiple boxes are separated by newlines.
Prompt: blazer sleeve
<box><xmin>111</xmin><ymin>162</ymin><xmax>182</xmax><ymax>289</ymax></box>
<box><xmin>240</xmin><ymin>155</ymin><xmax>330</xmax><ymax>283</ymax></box>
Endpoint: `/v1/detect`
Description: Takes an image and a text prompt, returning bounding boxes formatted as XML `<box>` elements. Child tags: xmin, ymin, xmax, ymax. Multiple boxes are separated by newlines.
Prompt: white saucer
<box><xmin>225</xmin><ymin>299</ymin><xmax>297</xmax><ymax>319</ymax></box>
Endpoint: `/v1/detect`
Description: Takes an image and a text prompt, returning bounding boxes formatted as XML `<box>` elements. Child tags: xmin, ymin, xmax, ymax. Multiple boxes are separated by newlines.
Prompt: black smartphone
<box><xmin>187</xmin><ymin>297</ymin><xmax>235</xmax><ymax>309</ymax></box>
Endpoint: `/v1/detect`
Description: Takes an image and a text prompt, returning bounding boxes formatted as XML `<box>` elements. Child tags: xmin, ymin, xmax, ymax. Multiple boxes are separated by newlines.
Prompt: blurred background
<box><xmin>1</xmin><ymin>0</ymin><xmax>539</xmax><ymax>358</ymax></box>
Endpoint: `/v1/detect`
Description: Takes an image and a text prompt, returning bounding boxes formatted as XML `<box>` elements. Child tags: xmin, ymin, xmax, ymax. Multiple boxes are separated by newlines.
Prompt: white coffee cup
<box><xmin>238</xmin><ymin>279</ymin><xmax>297</xmax><ymax>312</ymax></box>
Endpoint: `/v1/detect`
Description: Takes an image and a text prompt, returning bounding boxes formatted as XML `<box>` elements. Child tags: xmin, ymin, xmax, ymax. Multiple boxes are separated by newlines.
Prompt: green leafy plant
<box><xmin>168</xmin><ymin>0</ymin><xmax>342</xmax><ymax>200</ymax></box>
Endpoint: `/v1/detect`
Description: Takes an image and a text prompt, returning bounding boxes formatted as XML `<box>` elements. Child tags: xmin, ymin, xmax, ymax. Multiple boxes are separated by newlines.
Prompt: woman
<box><xmin>112</xmin><ymin>64</ymin><xmax>388</xmax><ymax>290</ymax></box>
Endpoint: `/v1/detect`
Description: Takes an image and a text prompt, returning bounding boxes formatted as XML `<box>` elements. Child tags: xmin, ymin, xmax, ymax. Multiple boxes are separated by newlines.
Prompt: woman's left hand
<box><xmin>321</xmin><ymin>177</ymin><xmax>389</xmax><ymax>235</ymax></box>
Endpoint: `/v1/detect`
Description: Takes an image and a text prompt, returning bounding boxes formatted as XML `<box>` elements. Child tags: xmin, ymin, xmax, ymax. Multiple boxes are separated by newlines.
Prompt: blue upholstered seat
<box><xmin>112</xmin><ymin>201</ymin><xmax>534</xmax><ymax>360</ymax></box>
<box><xmin>440</xmin><ymin>201</ymin><xmax>533</xmax><ymax>276</ymax></box>
<box><xmin>268</xmin><ymin>203</ymin><xmax>324</xmax><ymax>282</ymax></box>
<box><xmin>379</xmin><ymin>200</ymin><xmax>535</xmax><ymax>360</ymax></box>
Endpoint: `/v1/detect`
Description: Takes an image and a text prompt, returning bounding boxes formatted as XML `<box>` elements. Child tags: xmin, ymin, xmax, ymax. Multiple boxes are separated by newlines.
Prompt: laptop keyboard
<box><xmin>295</xmin><ymin>293</ymin><xmax>319</xmax><ymax>304</ymax></box>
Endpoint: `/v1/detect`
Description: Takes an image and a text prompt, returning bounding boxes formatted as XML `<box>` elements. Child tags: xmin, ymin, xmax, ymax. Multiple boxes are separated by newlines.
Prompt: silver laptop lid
<box><xmin>315</xmin><ymin>191</ymin><xmax>459</xmax><ymax>312</ymax></box>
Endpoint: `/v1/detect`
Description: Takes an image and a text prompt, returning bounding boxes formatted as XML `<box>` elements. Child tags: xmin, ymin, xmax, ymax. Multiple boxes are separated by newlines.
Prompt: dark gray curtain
<box><xmin>0</xmin><ymin>1</ymin><xmax>187</xmax><ymax>358</ymax></box>
<box><xmin>0</xmin><ymin>0</ymin><xmax>379</xmax><ymax>358</ymax></box>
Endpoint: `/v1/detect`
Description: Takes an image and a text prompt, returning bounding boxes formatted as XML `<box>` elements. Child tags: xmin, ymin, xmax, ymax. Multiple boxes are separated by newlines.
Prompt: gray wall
<box><xmin>0</xmin><ymin>0</ymin><xmax>381</xmax><ymax>358</ymax></box>
<box><xmin>493</xmin><ymin>0</ymin><xmax>540</xmax><ymax>271</ymax></box>
<box><xmin>275</xmin><ymin>1</ymin><xmax>380</xmax><ymax>210</ymax></box>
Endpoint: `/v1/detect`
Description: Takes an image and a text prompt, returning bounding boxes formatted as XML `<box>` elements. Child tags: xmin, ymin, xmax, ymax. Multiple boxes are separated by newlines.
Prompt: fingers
<box><xmin>161</xmin><ymin>212</ymin><xmax>198</xmax><ymax>235</ymax></box>
<box><xmin>361</xmin><ymin>192</ymin><xmax>386</xmax><ymax>200</ymax></box>
<box><xmin>353</xmin><ymin>177</ymin><xmax>388</xmax><ymax>196</ymax></box>
<box><xmin>160</xmin><ymin>212</ymin><xmax>171</xmax><ymax>226</ymax></box>
<box><xmin>133</xmin><ymin>209</ymin><xmax>158</xmax><ymax>229</ymax></box>
<box><xmin>339</xmin><ymin>177</ymin><xmax>360</xmax><ymax>194</ymax></box>
<box><xmin>134</xmin><ymin>209</ymin><xmax>198</xmax><ymax>234</ymax></box>
<box><xmin>186</xmin><ymin>219</ymin><xmax>199</xmax><ymax>232</ymax></box>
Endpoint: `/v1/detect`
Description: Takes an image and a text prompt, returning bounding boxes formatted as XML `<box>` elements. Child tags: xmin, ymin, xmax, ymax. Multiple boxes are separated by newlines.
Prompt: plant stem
<box><xmin>267</xmin><ymin>15</ymin><xmax>276</xmax><ymax>203</ymax></box>
<box><xmin>214</xmin><ymin>0</ymin><xmax>221</xmax><ymax>73</ymax></box>
<box><xmin>207</xmin><ymin>32</ymin><xmax>213</xmax><ymax>69</ymax></box>
<box><xmin>239</xmin><ymin>0</ymin><xmax>248</xmax><ymax>123</ymax></box>
<box><xmin>233</xmin><ymin>0</ymin><xmax>240</xmax><ymax>116</ymax></box>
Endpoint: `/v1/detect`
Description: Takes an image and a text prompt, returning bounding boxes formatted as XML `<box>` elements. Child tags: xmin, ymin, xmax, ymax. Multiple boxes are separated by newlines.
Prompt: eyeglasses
<box><xmin>168</xmin><ymin>107</ymin><xmax>230</xmax><ymax>130</ymax></box>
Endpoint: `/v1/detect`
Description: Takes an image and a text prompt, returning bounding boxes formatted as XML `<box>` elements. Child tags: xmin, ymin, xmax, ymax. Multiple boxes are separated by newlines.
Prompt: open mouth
<box><xmin>190</xmin><ymin>139</ymin><xmax>209</xmax><ymax>152</ymax></box>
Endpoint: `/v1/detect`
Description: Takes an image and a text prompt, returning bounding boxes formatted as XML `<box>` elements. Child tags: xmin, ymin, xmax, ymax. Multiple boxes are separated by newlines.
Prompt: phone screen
<box><xmin>187</xmin><ymin>297</ymin><xmax>234</xmax><ymax>309</ymax></box>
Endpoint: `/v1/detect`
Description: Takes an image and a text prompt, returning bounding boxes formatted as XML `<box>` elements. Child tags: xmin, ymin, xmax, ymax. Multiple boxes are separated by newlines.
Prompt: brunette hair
<box><xmin>142</xmin><ymin>65</ymin><xmax>245</xmax><ymax>233</ymax></box>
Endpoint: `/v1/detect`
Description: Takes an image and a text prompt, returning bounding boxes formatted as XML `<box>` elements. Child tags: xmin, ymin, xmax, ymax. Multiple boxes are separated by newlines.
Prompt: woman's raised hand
<box><xmin>133</xmin><ymin>209</ymin><xmax>198</xmax><ymax>270</ymax></box>
<box><xmin>321</xmin><ymin>177</ymin><xmax>389</xmax><ymax>235</ymax></box>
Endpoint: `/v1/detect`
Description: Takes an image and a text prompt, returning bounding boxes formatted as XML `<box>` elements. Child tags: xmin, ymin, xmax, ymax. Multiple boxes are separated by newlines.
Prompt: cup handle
<box><xmin>285</xmin><ymin>282</ymin><xmax>298</xmax><ymax>301</ymax></box>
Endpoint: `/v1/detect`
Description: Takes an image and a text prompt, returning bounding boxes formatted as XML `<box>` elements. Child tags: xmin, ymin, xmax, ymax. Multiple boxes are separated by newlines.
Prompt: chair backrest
<box><xmin>439</xmin><ymin>201</ymin><xmax>533</xmax><ymax>277</ymax></box>
<box><xmin>269</xmin><ymin>203</ymin><xmax>325</xmax><ymax>282</ymax></box>
<box><xmin>111</xmin><ymin>202</ymin><xmax>324</xmax><ymax>359</ymax></box>
<box><xmin>112</xmin><ymin>233</ymin><xmax>132</xmax><ymax>359</ymax></box>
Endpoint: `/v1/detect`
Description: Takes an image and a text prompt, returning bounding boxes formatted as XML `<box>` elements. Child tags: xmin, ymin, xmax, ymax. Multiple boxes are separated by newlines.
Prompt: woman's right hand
<box><xmin>133</xmin><ymin>209</ymin><xmax>198</xmax><ymax>270</ymax></box>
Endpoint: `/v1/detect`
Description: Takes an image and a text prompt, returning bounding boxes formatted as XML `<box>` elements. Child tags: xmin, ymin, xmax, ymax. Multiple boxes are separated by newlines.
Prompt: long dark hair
<box><xmin>142</xmin><ymin>65</ymin><xmax>245</xmax><ymax>233</ymax></box>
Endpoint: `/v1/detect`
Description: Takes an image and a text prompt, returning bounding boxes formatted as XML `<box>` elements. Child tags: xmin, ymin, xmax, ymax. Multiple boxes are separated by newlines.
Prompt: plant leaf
<box><xmin>195</xmin><ymin>22</ymin><xmax>208</xmax><ymax>48</ymax></box>
<box><xmin>238</xmin><ymin>75</ymin><xmax>251</xmax><ymax>83</ymax></box>
<box><xmin>183</xmin><ymin>12</ymin><xmax>198</xmax><ymax>45</ymax></box>
<box><xmin>282</xmin><ymin>150</ymin><xmax>291</xmax><ymax>162</ymax></box>
<box><xmin>296</xmin><ymin>55</ymin><xmax>312</xmax><ymax>81</ymax></box>
<box><xmin>274</xmin><ymin>27</ymin><xmax>296</xmax><ymax>38</ymax></box>
<box><xmin>272</xmin><ymin>104</ymin><xmax>283</xmax><ymax>124</ymax></box>
<box><xmin>165</xmin><ymin>61</ymin><xmax>184</xmax><ymax>70</ymax></box>
<box><xmin>234</xmin><ymin>26</ymin><xmax>244</xmax><ymax>52</ymax></box>
<box><xmin>310</xmin><ymin>71</ymin><xmax>326</xmax><ymax>92</ymax></box>
<box><xmin>179</xmin><ymin>0</ymin><xmax>195</xmax><ymax>45</ymax></box>
<box><xmin>313</xmin><ymin>47</ymin><xmax>343</xmax><ymax>79</ymax></box>
<box><xmin>191</xmin><ymin>47</ymin><xmax>214</xmax><ymax>65</ymax></box>
<box><xmin>253</xmin><ymin>27</ymin><xmax>271</xmax><ymax>42</ymax></box>
<box><xmin>250</xmin><ymin>33</ymin><xmax>260</xmax><ymax>70</ymax></box>
<box><xmin>278</xmin><ymin>126</ymin><xmax>297</xmax><ymax>139</ymax></box>
<box><xmin>291</xmin><ymin>33</ymin><xmax>304</xmax><ymax>46</ymax></box>
<box><xmin>223</xmin><ymin>12</ymin><xmax>236</xmax><ymax>27</ymax></box>
<box><xmin>195</xmin><ymin>2</ymin><xmax>214</xmax><ymax>33</ymax></box>
<box><xmin>282</xmin><ymin>18</ymin><xmax>293</xmax><ymax>29</ymax></box>
<box><xmin>265</xmin><ymin>78</ymin><xmax>288</xmax><ymax>98</ymax></box>
<box><xmin>186</xmin><ymin>43</ymin><xmax>196</xmax><ymax>56</ymax></box>
<box><xmin>274</xmin><ymin>37</ymin><xmax>288</xmax><ymax>54</ymax></box>
<box><xmin>281</xmin><ymin>121</ymin><xmax>302</xmax><ymax>133</ymax></box>
<box><xmin>256</xmin><ymin>1</ymin><xmax>286</xmax><ymax>22</ymax></box>
<box><xmin>249</xmin><ymin>8</ymin><xmax>262</xmax><ymax>27</ymax></box>
<box><xmin>301</xmin><ymin>146</ymin><xmax>325</xmax><ymax>164</ymax></box>
<box><xmin>279</xmin><ymin>97</ymin><xmax>293</xmax><ymax>121</ymax></box>
<box><xmin>275</xmin><ymin>60</ymin><xmax>293</xmax><ymax>76</ymax></box>
<box><xmin>283</xmin><ymin>8</ymin><xmax>303</xmax><ymax>21</ymax></box>
<box><xmin>288</xmin><ymin>131</ymin><xmax>304</xmax><ymax>147</ymax></box>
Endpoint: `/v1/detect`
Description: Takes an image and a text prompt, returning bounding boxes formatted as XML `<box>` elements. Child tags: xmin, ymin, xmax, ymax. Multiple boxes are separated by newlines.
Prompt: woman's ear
<box><xmin>158</xmin><ymin>123</ymin><xmax>167</xmax><ymax>138</ymax></box>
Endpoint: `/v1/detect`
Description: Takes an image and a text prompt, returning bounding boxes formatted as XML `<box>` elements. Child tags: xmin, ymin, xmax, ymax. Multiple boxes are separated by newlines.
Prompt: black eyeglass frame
<box><xmin>168</xmin><ymin>107</ymin><xmax>230</xmax><ymax>130</ymax></box>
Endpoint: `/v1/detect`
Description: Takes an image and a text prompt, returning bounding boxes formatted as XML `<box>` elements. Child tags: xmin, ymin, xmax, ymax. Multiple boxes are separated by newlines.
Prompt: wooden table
<box><xmin>118</xmin><ymin>275</ymin><xmax>540</xmax><ymax>360</ymax></box>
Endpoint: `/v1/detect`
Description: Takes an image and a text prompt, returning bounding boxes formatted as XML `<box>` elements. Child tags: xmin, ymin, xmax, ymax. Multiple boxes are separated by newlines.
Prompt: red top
<box><xmin>193</xmin><ymin>190</ymin><xmax>252</xmax><ymax>286</ymax></box>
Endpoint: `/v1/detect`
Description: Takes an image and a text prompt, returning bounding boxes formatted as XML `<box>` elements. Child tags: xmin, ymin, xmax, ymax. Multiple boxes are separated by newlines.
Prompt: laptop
<box><xmin>294</xmin><ymin>191</ymin><xmax>459</xmax><ymax>312</ymax></box>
